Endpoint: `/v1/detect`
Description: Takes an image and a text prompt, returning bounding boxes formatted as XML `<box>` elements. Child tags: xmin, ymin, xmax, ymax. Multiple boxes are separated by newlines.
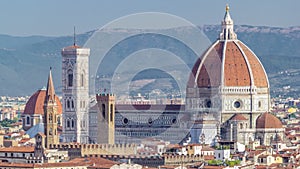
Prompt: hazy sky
<box><xmin>1</xmin><ymin>0</ymin><xmax>299</xmax><ymax>36</ymax></box>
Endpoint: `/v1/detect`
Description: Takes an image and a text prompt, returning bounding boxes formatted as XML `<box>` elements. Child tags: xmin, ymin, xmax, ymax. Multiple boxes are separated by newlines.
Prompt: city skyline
<box><xmin>0</xmin><ymin>0</ymin><xmax>299</xmax><ymax>36</ymax></box>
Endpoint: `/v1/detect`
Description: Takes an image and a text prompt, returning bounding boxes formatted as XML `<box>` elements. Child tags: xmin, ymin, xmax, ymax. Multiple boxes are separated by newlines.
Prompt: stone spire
<box><xmin>45</xmin><ymin>67</ymin><xmax>56</xmax><ymax>104</ymax></box>
<box><xmin>219</xmin><ymin>4</ymin><xmax>237</xmax><ymax>40</ymax></box>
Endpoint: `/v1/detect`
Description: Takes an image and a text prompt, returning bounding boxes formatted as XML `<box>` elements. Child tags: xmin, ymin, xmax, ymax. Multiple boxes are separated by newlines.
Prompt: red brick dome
<box><xmin>23</xmin><ymin>89</ymin><xmax>62</xmax><ymax>115</ymax></box>
<box><xmin>187</xmin><ymin>5</ymin><xmax>269</xmax><ymax>89</ymax></box>
<box><xmin>256</xmin><ymin>112</ymin><xmax>282</xmax><ymax>129</ymax></box>
<box><xmin>188</xmin><ymin>40</ymin><xmax>269</xmax><ymax>88</ymax></box>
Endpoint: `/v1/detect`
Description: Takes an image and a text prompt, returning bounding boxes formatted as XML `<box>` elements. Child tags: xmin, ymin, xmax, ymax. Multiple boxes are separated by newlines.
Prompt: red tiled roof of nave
<box><xmin>229</xmin><ymin>114</ymin><xmax>248</xmax><ymax>121</ymax></box>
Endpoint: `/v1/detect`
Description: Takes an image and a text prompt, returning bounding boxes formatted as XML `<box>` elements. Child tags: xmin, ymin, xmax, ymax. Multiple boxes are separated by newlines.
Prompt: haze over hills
<box><xmin>0</xmin><ymin>25</ymin><xmax>300</xmax><ymax>97</ymax></box>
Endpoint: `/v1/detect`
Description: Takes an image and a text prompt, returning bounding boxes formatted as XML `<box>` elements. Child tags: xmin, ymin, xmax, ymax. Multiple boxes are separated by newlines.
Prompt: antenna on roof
<box><xmin>73</xmin><ymin>26</ymin><xmax>76</xmax><ymax>46</ymax></box>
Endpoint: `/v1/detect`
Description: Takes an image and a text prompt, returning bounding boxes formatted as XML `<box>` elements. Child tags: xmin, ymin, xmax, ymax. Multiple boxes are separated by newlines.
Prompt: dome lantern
<box><xmin>220</xmin><ymin>4</ymin><xmax>237</xmax><ymax>41</ymax></box>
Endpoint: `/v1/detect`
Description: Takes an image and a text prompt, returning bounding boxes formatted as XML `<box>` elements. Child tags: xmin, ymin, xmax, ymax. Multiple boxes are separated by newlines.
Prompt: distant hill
<box><xmin>0</xmin><ymin>25</ymin><xmax>299</xmax><ymax>97</ymax></box>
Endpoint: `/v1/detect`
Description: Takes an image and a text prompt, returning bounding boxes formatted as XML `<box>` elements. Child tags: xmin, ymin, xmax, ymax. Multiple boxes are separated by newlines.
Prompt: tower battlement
<box><xmin>49</xmin><ymin>143</ymin><xmax>136</xmax><ymax>158</ymax></box>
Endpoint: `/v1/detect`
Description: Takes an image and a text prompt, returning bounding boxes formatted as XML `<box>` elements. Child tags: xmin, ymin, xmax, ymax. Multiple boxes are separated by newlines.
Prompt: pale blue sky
<box><xmin>0</xmin><ymin>0</ymin><xmax>299</xmax><ymax>36</ymax></box>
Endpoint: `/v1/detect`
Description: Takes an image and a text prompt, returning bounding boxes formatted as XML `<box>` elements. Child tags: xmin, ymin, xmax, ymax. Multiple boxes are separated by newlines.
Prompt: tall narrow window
<box><xmin>49</xmin><ymin>128</ymin><xmax>53</xmax><ymax>135</ymax></box>
<box><xmin>67</xmin><ymin>100</ymin><xmax>70</xmax><ymax>109</ymax></box>
<box><xmin>26</xmin><ymin>116</ymin><xmax>30</xmax><ymax>125</ymax></box>
<box><xmin>71</xmin><ymin>100</ymin><xmax>74</xmax><ymax>109</ymax></box>
<box><xmin>57</xmin><ymin>116</ymin><xmax>61</xmax><ymax>125</ymax></box>
<box><xmin>102</xmin><ymin>104</ymin><xmax>106</xmax><ymax>119</ymax></box>
<box><xmin>68</xmin><ymin>70</ymin><xmax>73</xmax><ymax>87</ymax></box>
<box><xmin>81</xmin><ymin>74</ymin><xmax>84</xmax><ymax>87</ymax></box>
<box><xmin>110</xmin><ymin>104</ymin><xmax>113</xmax><ymax>122</ymax></box>
<box><xmin>67</xmin><ymin>119</ymin><xmax>70</xmax><ymax>128</ymax></box>
<box><xmin>49</xmin><ymin>113</ymin><xmax>52</xmax><ymax>122</ymax></box>
<box><xmin>71</xmin><ymin>119</ymin><xmax>75</xmax><ymax>128</ymax></box>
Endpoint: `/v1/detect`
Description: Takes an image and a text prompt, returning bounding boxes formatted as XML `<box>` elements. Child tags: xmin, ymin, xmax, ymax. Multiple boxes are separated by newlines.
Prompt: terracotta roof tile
<box><xmin>187</xmin><ymin>40</ymin><xmax>268</xmax><ymax>88</ymax></box>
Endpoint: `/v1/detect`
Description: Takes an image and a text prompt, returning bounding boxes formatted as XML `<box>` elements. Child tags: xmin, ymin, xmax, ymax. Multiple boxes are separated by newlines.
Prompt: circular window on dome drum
<box><xmin>172</xmin><ymin>118</ymin><xmax>177</xmax><ymax>124</ymax></box>
<box><xmin>148</xmin><ymin>118</ymin><xmax>153</xmax><ymax>125</ymax></box>
<box><xmin>233</xmin><ymin>100</ymin><xmax>242</xmax><ymax>109</ymax></box>
<box><xmin>123</xmin><ymin>118</ymin><xmax>129</xmax><ymax>125</ymax></box>
<box><xmin>205</xmin><ymin>100</ymin><xmax>212</xmax><ymax>108</ymax></box>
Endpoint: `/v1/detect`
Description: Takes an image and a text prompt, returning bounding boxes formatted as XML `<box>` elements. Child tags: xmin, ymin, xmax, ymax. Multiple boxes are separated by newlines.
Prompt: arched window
<box><xmin>240</xmin><ymin>123</ymin><xmax>243</xmax><ymax>129</ymax></box>
<box><xmin>26</xmin><ymin>116</ymin><xmax>30</xmax><ymax>125</ymax></box>
<box><xmin>67</xmin><ymin>119</ymin><xmax>70</xmax><ymax>128</ymax></box>
<box><xmin>102</xmin><ymin>104</ymin><xmax>106</xmax><ymax>119</ymax></box>
<box><xmin>49</xmin><ymin>128</ymin><xmax>53</xmax><ymax>135</ymax></box>
<box><xmin>67</xmin><ymin>100</ymin><xmax>70</xmax><ymax>109</ymax></box>
<box><xmin>71</xmin><ymin>100</ymin><xmax>74</xmax><ymax>109</ymax></box>
<box><xmin>49</xmin><ymin>113</ymin><xmax>52</xmax><ymax>122</ymax></box>
<box><xmin>110</xmin><ymin>104</ymin><xmax>113</xmax><ymax>122</ymax></box>
<box><xmin>67</xmin><ymin>70</ymin><xmax>73</xmax><ymax>87</ymax></box>
<box><xmin>71</xmin><ymin>119</ymin><xmax>75</xmax><ymax>128</ymax></box>
<box><xmin>81</xmin><ymin>74</ymin><xmax>84</xmax><ymax>87</ymax></box>
<box><xmin>57</xmin><ymin>116</ymin><xmax>61</xmax><ymax>125</ymax></box>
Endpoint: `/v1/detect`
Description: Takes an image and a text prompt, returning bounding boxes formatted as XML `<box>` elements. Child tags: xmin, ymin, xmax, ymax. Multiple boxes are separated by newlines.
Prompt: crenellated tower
<box><xmin>96</xmin><ymin>93</ymin><xmax>115</xmax><ymax>144</ymax></box>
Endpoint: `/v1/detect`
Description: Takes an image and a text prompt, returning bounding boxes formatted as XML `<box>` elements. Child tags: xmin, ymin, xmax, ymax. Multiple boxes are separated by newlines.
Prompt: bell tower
<box><xmin>96</xmin><ymin>93</ymin><xmax>115</xmax><ymax>144</ymax></box>
<box><xmin>44</xmin><ymin>68</ymin><xmax>59</xmax><ymax>148</ymax></box>
<box><xmin>61</xmin><ymin>33</ymin><xmax>90</xmax><ymax>143</ymax></box>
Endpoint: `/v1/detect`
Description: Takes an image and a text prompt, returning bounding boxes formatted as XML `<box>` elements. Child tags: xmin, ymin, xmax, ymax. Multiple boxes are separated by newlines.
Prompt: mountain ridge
<box><xmin>0</xmin><ymin>25</ymin><xmax>299</xmax><ymax>97</ymax></box>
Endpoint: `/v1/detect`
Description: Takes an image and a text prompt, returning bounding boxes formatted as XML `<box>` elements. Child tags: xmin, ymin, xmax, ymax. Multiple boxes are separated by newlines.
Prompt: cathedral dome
<box><xmin>187</xmin><ymin>6</ymin><xmax>269</xmax><ymax>88</ymax></box>
<box><xmin>256</xmin><ymin>112</ymin><xmax>283</xmax><ymax>129</ymax></box>
<box><xmin>23</xmin><ymin>89</ymin><xmax>62</xmax><ymax>115</ymax></box>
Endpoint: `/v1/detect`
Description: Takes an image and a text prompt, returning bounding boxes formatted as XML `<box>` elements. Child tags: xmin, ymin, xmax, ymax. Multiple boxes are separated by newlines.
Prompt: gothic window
<box><xmin>67</xmin><ymin>100</ymin><xmax>70</xmax><ymax>109</ymax></box>
<box><xmin>67</xmin><ymin>119</ymin><xmax>70</xmax><ymax>128</ymax></box>
<box><xmin>71</xmin><ymin>119</ymin><xmax>75</xmax><ymax>128</ymax></box>
<box><xmin>49</xmin><ymin>113</ymin><xmax>52</xmax><ymax>122</ymax></box>
<box><xmin>67</xmin><ymin>70</ymin><xmax>73</xmax><ymax>87</ymax></box>
<box><xmin>110</xmin><ymin>104</ymin><xmax>113</xmax><ymax>122</ymax></box>
<box><xmin>71</xmin><ymin>100</ymin><xmax>74</xmax><ymax>109</ymax></box>
<box><xmin>57</xmin><ymin>116</ymin><xmax>61</xmax><ymax>125</ymax></box>
<box><xmin>102</xmin><ymin>104</ymin><xmax>106</xmax><ymax>119</ymax></box>
<box><xmin>49</xmin><ymin>128</ymin><xmax>53</xmax><ymax>135</ymax></box>
<box><xmin>81</xmin><ymin>73</ymin><xmax>84</xmax><ymax>87</ymax></box>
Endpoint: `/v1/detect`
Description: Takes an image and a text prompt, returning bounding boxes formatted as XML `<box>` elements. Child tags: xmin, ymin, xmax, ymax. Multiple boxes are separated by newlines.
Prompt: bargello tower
<box><xmin>61</xmin><ymin>39</ymin><xmax>90</xmax><ymax>143</ymax></box>
<box><xmin>96</xmin><ymin>94</ymin><xmax>115</xmax><ymax>144</ymax></box>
